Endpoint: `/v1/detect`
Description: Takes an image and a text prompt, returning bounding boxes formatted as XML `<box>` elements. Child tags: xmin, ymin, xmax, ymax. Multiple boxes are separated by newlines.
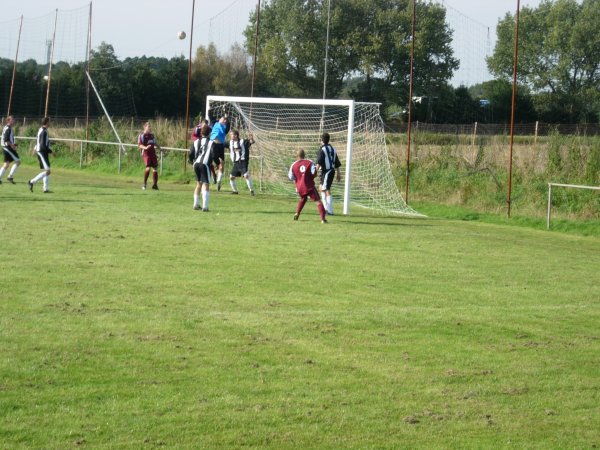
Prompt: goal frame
<box><xmin>206</xmin><ymin>95</ymin><xmax>359</xmax><ymax>215</ymax></box>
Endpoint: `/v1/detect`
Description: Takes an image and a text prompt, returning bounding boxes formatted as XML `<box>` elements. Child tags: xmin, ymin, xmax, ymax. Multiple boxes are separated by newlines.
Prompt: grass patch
<box><xmin>1</xmin><ymin>166</ymin><xmax>599</xmax><ymax>448</ymax></box>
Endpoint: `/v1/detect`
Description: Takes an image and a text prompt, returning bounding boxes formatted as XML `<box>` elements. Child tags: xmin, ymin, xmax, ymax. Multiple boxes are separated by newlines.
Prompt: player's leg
<box><xmin>42</xmin><ymin>169</ymin><xmax>51</xmax><ymax>193</ymax></box>
<box><xmin>8</xmin><ymin>160</ymin><xmax>20</xmax><ymax>182</ymax></box>
<box><xmin>0</xmin><ymin>161</ymin><xmax>8</xmax><ymax>182</ymax></box>
<box><xmin>243</xmin><ymin>171</ymin><xmax>254</xmax><ymax>195</ymax></box>
<box><xmin>229</xmin><ymin>173</ymin><xmax>238</xmax><ymax>194</ymax></box>
<box><xmin>200</xmin><ymin>164</ymin><xmax>211</xmax><ymax>211</ymax></box>
<box><xmin>29</xmin><ymin>153</ymin><xmax>50</xmax><ymax>191</ymax></box>
<box><xmin>310</xmin><ymin>188</ymin><xmax>326</xmax><ymax>222</ymax></box>
<box><xmin>143</xmin><ymin>166</ymin><xmax>151</xmax><ymax>189</ymax></box>
<box><xmin>151</xmin><ymin>168</ymin><xmax>159</xmax><ymax>190</ymax></box>
<box><xmin>295</xmin><ymin>195</ymin><xmax>308</xmax><ymax>220</ymax></box>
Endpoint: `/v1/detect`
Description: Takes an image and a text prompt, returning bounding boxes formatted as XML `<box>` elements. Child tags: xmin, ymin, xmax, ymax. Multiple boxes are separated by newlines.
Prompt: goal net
<box><xmin>206</xmin><ymin>95</ymin><xmax>422</xmax><ymax>217</ymax></box>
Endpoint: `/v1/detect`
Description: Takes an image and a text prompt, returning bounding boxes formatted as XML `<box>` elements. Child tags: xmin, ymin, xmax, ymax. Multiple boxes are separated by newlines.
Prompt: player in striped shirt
<box><xmin>0</xmin><ymin>116</ymin><xmax>20</xmax><ymax>185</ymax></box>
<box><xmin>191</xmin><ymin>124</ymin><xmax>214</xmax><ymax>211</ymax></box>
<box><xmin>316</xmin><ymin>132</ymin><xmax>341</xmax><ymax>215</ymax></box>
<box><xmin>27</xmin><ymin>117</ymin><xmax>53</xmax><ymax>193</ymax></box>
<box><xmin>227</xmin><ymin>130</ymin><xmax>255</xmax><ymax>195</ymax></box>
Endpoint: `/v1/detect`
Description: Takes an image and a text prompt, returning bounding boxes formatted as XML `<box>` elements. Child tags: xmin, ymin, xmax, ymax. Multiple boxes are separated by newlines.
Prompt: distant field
<box><xmin>1</xmin><ymin>167</ymin><xmax>599</xmax><ymax>449</ymax></box>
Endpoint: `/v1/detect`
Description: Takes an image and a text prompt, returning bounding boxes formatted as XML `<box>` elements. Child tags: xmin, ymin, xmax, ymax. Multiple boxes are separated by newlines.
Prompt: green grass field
<box><xmin>1</xmin><ymin>167</ymin><xmax>599</xmax><ymax>449</ymax></box>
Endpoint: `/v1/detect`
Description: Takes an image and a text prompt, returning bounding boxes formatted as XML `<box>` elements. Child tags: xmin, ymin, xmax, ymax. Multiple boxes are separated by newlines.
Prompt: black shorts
<box><xmin>2</xmin><ymin>147</ymin><xmax>20</xmax><ymax>163</ymax></box>
<box><xmin>230</xmin><ymin>161</ymin><xmax>249</xmax><ymax>178</ymax></box>
<box><xmin>194</xmin><ymin>162</ymin><xmax>211</xmax><ymax>184</ymax></box>
<box><xmin>212</xmin><ymin>142</ymin><xmax>225</xmax><ymax>165</ymax></box>
<box><xmin>320</xmin><ymin>169</ymin><xmax>335</xmax><ymax>191</ymax></box>
<box><xmin>37</xmin><ymin>151</ymin><xmax>51</xmax><ymax>170</ymax></box>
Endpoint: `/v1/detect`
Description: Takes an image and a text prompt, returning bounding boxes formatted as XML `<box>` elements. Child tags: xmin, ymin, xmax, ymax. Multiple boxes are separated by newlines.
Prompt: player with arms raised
<box><xmin>190</xmin><ymin>124</ymin><xmax>213</xmax><ymax>211</ymax></box>
<box><xmin>288</xmin><ymin>149</ymin><xmax>327</xmax><ymax>223</ymax></box>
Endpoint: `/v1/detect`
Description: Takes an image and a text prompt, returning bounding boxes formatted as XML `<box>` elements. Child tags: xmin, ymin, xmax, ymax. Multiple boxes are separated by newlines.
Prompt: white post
<box><xmin>85</xmin><ymin>70</ymin><xmax>126</xmax><ymax>172</ymax></box>
<box><xmin>534</xmin><ymin>120</ymin><xmax>539</xmax><ymax>145</ymax></box>
<box><xmin>547</xmin><ymin>183</ymin><xmax>552</xmax><ymax>230</ymax></box>
<box><xmin>80</xmin><ymin>141</ymin><xmax>84</xmax><ymax>168</ymax></box>
<box><xmin>343</xmin><ymin>101</ymin><xmax>355</xmax><ymax>215</ymax></box>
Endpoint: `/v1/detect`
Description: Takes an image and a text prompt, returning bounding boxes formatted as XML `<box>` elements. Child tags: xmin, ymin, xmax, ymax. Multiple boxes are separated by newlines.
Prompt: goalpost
<box><xmin>206</xmin><ymin>95</ymin><xmax>422</xmax><ymax>217</ymax></box>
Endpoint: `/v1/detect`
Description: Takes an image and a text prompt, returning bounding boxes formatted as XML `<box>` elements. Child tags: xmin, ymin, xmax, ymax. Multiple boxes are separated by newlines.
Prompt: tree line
<box><xmin>1</xmin><ymin>0</ymin><xmax>597</xmax><ymax>124</ymax></box>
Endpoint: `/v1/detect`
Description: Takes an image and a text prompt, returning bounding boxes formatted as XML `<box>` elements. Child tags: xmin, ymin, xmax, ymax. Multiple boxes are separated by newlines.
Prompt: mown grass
<box><xmin>1</xmin><ymin>166</ymin><xmax>599</xmax><ymax>449</ymax></box>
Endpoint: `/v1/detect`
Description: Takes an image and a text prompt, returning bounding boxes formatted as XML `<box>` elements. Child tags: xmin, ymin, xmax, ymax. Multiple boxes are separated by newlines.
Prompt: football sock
<box><xmin>193</xmin><ymin>194</ymin><xmax>200</xmax><ymax>207</ymax></box>
<box><xmin>297</xmin><ymin>196</ymin><xmax>307</xmax><ymax>215</ymax></box>
<box><xmin>143</xmin><ymin>170</ymin><xmax>150</xmax><ymax>185</ymax></box>
<box><xmin>245</xmin><ymin>177</ymin><xmax>254</xmax><ymax>192</ymax></box>
<box><xmin>31</xmin><ymin>171</ymin><xmax>45</xmax><ymax>184</ymax></box>
<box><xmin>327</xmin><ymin>195</ymin><xmax>333</xmax><ymax>214</ymax></box>
<box><xmin>152</xmin><ymin>171</ymin><xmax>158</xmax><ymax>186</ymax></box>
<box><xmin>321</xmin><ymin>192</ymin><xmax>327</xmax><ymax>208</ymax></box>
<box><xmin>202</xmin><ymin>191</ymin><xmax>210</xmax><ymax>209</ymax></box>
<box><xmin>217</xmin><ymin>171</ymin><xmax>223</xmax><ymax>183</ymax></box>
<box><xmin>43</xmin><ymin>175</ymin><xmax>49</xmax><ymax>191</ymax></box>
<box><xmin>8</xmin><ymin>164</ymin><xmax>18</xmax><ymax>178</ymax></box>
<box><xmin>0</xmin><ymin>166</ymin><xmax>5</xmax><ymax>179</ymax></box>
<box><xmin>230</xmin><ymin>179</ymin><xmax>238</xmax><ymax>192</ymax></box>
<box><xmin>317</xmin><ymin>202</ymin><xmax>326</xmax><ymax>221</ymax></box>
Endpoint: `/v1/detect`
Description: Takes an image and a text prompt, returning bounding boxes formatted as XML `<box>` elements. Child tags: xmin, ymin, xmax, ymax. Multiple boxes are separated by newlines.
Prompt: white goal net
<box><xmin>206</xmin><ymin>95</ymin><xmax>422</xmax><ymax>216</ymax></box>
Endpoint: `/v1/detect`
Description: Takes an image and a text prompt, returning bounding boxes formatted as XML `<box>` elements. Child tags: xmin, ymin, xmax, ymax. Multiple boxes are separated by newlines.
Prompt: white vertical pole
<box><xmin>547</xmin><ymin>183</ymin><xmax>552</xmax><ymax>230</ymax></box>
<box><xmin>343</xmin><ymin>101</ymin><xmax>355</xmax><ymax>215</ymax></box>
<box><xmin>534</xmin><ymin>120</ymin><xmax>539</xmax><ymax>145</ymax></box>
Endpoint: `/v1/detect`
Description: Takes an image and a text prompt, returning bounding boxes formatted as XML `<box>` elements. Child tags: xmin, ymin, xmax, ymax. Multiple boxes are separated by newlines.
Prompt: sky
<box><xmin>3</xmin><ymin>0</ymin><xmax>545</xmax><ymax>85</ymax></box>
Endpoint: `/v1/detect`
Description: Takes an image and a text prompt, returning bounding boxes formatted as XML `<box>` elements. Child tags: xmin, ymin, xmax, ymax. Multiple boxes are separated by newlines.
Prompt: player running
<box><xmin>0</xmin><ymin>116</ymin><xmax>20</xmax><ymax>185</ymax></box>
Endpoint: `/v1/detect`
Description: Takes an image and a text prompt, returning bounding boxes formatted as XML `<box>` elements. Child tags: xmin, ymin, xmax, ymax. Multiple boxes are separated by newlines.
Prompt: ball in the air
<box><xmin>177</xmin><ymin>31</ymin><xmax>186</xmax><ymax>40</ymax></box>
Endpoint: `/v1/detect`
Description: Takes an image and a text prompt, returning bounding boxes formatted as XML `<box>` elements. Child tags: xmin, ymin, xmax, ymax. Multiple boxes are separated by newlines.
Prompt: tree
<box><xmin>191</xmin><ymin>43</ymin><xmax>252</xmax><ymax>116</ymax></box>
<box><xmin>244</xmin><ymin>0</ymin><xmax>458</xmax><ymax>105</ymax></box>
<box><xmin>487</xmin><ymin>0</ymin><xmax>600</xmax><ymax>123</ymax></box>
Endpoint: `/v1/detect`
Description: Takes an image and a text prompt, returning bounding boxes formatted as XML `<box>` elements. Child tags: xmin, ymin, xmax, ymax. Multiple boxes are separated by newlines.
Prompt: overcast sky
<box><xmin>3</xmin><ymin>0</ymin><xmax>544</xmax><ymax>85</ymax></box>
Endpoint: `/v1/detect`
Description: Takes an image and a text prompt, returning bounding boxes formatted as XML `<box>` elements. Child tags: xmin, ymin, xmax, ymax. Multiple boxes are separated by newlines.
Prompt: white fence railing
<box><xmin>547</xmin><ymin>183</ymin><xmax>600</xmax><ymax>229</ymax></box>
<box><xmin>17</xmin><ymin>136</ymin><xmax>188</xmax><ymax>174</ymax></box>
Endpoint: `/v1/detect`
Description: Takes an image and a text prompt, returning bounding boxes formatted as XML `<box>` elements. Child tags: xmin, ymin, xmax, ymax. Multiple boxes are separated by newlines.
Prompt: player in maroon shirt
<box><xmin>138</xmin><ymin>122</ymin><xmax>161</xmax><ymax>190</ymax></box>
<box><xmin>288</xmin><ymin>149</ymin><xmax>327</xmax><ymax>223</ymax></box>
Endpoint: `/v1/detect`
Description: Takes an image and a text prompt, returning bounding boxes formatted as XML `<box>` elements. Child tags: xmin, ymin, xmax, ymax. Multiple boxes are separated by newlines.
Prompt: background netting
<box><xmin>208</xmin><ymin>97</ymin><xmax>422</xmax><ymax>216</ymax></box>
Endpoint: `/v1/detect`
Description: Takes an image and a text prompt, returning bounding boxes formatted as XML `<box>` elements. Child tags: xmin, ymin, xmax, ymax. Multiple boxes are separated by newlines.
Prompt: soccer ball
<box><xmin>177</xmin><ymin>31</ymin><xmax>186</xmax><ymax>40</ymax></box>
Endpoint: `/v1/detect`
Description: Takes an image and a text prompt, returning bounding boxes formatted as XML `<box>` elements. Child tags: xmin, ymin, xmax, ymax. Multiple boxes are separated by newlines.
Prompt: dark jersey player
<box><xmin>227</xmin><ymin>130</ymin><xmax>255</xmax><ymax>195</ymax></box>
<box><xmin>0</xmin><ymin>116</ymin><xmax>20</xmax><ymax>184</ymax></box>
<box><xmin>316</xmin><ymin>132</ymin><xmax>341</xmax><ymax>215</ymax></box>
<box><xmin>207</xmin><ymin>113</ymin><xmax>230</xmax><ymax>191</ymax></box>
<box><xmin>190</xmin><ymin>124</ymin><xmax>214</xmax><ymax>211</ymax></box>
<box><xmin>27</xmin><ymin>117</ymin><xmax>53</xmax><ymax>193</ymax></box>
<box><xmin>288</xmin><ymin>149</ymin><xmax>327</xmax><ymax>223</ymax></box>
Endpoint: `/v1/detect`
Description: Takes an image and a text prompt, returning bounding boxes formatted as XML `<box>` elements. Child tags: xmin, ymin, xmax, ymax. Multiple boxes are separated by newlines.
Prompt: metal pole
<box><xmin>85</xmin><ymin>2</ymin><xmax>92</xmax><ymax>142</ymax></box>
<box><xmin>251</xmin><ymin>0</ymin><xmax>261</xmax><ymax>98</ymax></box>
<box><xmin>7</xmin><ymin>16</ymin><xmax>23</xmax><ymax>116</ymax></box>
<box><xmin>404</xmin><ymin>0</ymin><xmax>416</xmax><ymax>204</ymax></box>
<box><xmin>44</xmin><ymin>9</ymin><xmax>59</xmax><ymax>117</ymax></box>
<box><xmin>507</xmin><ymin>0</ymin><xmax>521</xmax><ymax>218</ymax></box>
<box><xmin>547</xmin><ymin>183</ymin><xmax>552</xmax><ymax>230</ymax></box>
<box><xmin>184</xmin><ymin>0</ymin><xmax>196</xmax><ymax>169</ymax></box>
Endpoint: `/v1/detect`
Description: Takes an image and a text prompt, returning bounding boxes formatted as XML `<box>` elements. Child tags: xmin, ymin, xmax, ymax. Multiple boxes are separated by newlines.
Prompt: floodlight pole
<box><xmin>184</xmin><ymin>0</ymin><xmax>196</xmax><ymax>169</ymax></box>
<box><xmin>507</xmin><ymin>0</ymin><xmax>521</xmax><ymax>218</ymax></box>
<box><xmin>404</xmin><ymin>0</ymin><xmax>416</xmax><ymax>204</ymax></box>
<box><xmin>44</xmin><ymin>9</ymin><xmax>58</xmax><ymax>117</ymax></box>
<box><xmin>7</xmin><ymin>15</ymin><xmax>23</xmax><ymax>116</ymax></box>
<box><xmin>85</xmin><ymin>2</ymin><xmax>92</xmax><ymax>142</ymax></box>
<box><xmin>251</xmin><ymin>0</ymin><xmax>261</xmax><ymax>98</ymax></box>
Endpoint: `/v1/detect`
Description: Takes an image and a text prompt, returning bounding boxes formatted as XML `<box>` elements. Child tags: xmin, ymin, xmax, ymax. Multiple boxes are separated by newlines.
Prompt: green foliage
<box><xmin>246</xmin><ymin>0</ymin><xmax>458</xmax><ymax>104</ymax></box>
<box><xmin>487</xmin><ymin>0</ymin><xmax>600</xmax><ymax>123</ymax></box>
